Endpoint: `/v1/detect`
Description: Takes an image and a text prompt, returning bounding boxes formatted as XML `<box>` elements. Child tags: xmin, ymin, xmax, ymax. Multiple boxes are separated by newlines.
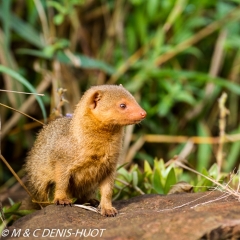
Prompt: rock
<box><xmin>2</xmin><ymin>191</ymin><xmax>240</xmax><ymax>240</ymax></box>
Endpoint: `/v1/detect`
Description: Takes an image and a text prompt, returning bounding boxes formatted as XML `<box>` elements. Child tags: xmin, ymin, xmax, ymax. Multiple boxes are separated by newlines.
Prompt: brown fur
<box><xmin>25</xmin><ymin>85</ymin><xmax>146</xmax><ymax>217</ymax></box>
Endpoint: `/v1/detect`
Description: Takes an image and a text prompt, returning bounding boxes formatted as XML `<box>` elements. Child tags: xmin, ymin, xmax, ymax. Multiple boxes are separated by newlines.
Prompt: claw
<box><xmin>100</xmin><ymin>207</ymin><xmax>118</xmax><ymax>217</ymax></box>
<box><xmin>54</xmin><ymin>198</ymin><xmax>72</xmax><ymax>206</ymax></box>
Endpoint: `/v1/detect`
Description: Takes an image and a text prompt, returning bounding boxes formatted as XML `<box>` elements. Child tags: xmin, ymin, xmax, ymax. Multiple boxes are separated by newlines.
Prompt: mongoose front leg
<box><xmin>53</xmin><ymin>163</ymin><xmax>72</xmax><ymax>206</ymax></box>
<box><xmin>99</xmin><ymin>175</ymin><xmax>117</xmax><ymax>217</ymax></box>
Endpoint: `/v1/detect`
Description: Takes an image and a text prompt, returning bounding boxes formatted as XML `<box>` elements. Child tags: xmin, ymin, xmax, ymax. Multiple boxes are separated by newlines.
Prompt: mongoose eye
<box><xmin>120</xmin><ymin>103</ymin><xmax>126</xmax><ymax>109</ymax></box>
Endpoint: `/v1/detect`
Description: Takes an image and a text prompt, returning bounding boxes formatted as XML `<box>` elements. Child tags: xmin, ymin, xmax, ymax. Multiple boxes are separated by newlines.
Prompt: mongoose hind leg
<box><xmin>53</xmin><ymin>162</ymin><xmax>72</xmax><ymax>206</ymax></box>
<box><xmin>87</xmin><ymin>199</ymin><xmax>100</xmax><ymax>208</ymax></box>
<box><xmin>73</xmin><ymin>198</ymin><xmax>99</xmax><ymax>207</ymax></box>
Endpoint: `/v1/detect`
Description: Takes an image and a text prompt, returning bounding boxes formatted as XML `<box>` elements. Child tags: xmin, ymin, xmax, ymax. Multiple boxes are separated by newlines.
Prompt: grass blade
<box><xmin>197</xmin><ymin>122</ymin><xmax>212</xmax><ymax>171</ymax></box>
<box><xmin>1</xmin><ymin>0</ymin><xmax>11</xmax><ymax>48</ymax></box>
<box><xmin>0</xmin><ymin>8</ymin><xmax>44</xmax><ymax>48</ymax></box>
<box><xmin>17</xmin><ymin>49</ymin><xmax>116</xmax><ymax>74</ymax></box>
<box><xmin>56</xmin><ymin>51</ymin><xmax>116</xmax><ymax>75</ymax></box>
<box><xmin>0</xmin><ymin>65</ymin><xmax>47</xmax><ymax>121</ymax></box>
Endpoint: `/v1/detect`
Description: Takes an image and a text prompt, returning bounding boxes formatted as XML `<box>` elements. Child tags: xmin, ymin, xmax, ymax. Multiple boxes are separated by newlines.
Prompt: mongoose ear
<box><xmin>90</xmin><ymin>91</ymin><xmax>102</xmax><ymax>109</ymax></box>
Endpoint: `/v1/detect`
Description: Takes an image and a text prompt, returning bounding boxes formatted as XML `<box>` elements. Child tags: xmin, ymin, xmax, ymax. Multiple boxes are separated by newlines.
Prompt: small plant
<box><xmin>113</xmin><ymin>159</ymin><xmax>232</xmax><ymax>200</ymax></box>
<box><xmin>114</xmin><ymin>159</ymin><xmax>179</xmax><ymax>199</ymax></box>
<box><xmin>0</xmin><ymin>199</ymin><xmax>34</xmax><ymax>235</ymax></box>
<box><xmin>194</xmin><ymin>163</ymin><xmax>219</xmax><ymax>192</ymax></box>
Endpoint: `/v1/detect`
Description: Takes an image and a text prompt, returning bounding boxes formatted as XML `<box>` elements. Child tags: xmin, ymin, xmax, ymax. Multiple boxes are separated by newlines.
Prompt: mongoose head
<box><xmin>80</xmin><ymin>85</ymin><xmax>146</xmax><ymax>126</ymax></box>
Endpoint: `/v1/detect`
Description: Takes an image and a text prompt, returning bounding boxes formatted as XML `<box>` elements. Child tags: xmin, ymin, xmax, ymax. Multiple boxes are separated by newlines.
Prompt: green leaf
<box><xmin>3</xmin><ymin>203</ymin><xmax>34</xmax><ymax>219</ymax></box>
<box><xmin>197</xmin><ymin>122</ymin><xmax>212</xmax><ymax>171</ymax></box>
<box><xmin>17</xmin><ymin>48</ymin><xmax>51</xmax><ymax>59</ymax></box>
<box><xmin>26</xmin><ymin>0</ymin><xmax>38</xmax><ymax>25</ymax></box>
<box><xmin>56</xmin><ymin>51</ymin><xmax>116</xmax><ymax>74</ymax></box>
<box><xmin>132</xmin><ymin>171</ymin><xmax>138</xmax><ymax>187</ymax></box>
<box><xmin>135</xmin><ymin>167</ymin><xmax>145</xmax><ymax>184</ymax></box>
<box><xmin>124</xmin><ymin>71</ymin><xmax>147</xmax><ymax>92</ymax></box>
<box><xmin>152</xmin><ymin>29</ymin><xmax>165</xmax><ymax>58</ymax></box>
<box><xmin>117</xmin><ymin>167</ymin><xmax>132</xmax><ymax>182</ymax></box>
<box><xmin>42</xmin><ymin>39</ymin><xmax>70</xmax><ymax>58</ymax></box>
<box><xmin>157</xmin><ymin>95</ymin><xmax>173</xmax><ymax>116</ymax></box>
<box><xmin>196</xmin><ymin>168</ymin><xmax>213</xmax><ymax>192</ymax></box>
<box><xmin>147</xmin><ymin>69</ymin><xmax>240</xmax><ymax>95</ymax></box>
<box><xmin>208</xmin><ymin>163</ymin><xmax>218</xmax><ymax>180</ymax></box>
<box><xmin>17</xmin><ymin>49</ymin><xmax>116</xmax><ymax>75</ymax></box>
<box><xmin>153</xmin><ymin>70</ymin><xmax>240</xmax><ymax>96</ymax></box>
<box><xmin>224</xmin><ymin>127</ymin><xmax>240</xmax><ymax>172</ymax></box>
<box><xmin>0</xmin><ymin>216</ymin><xmax>14</xmax><ymax>234</ymax></box>
<box><xmin>164</xmin><ymin>168</ymin><xmax>177</xmax><ymax>194</ymax></box>
<box><xmin>153</xmin><ymin>158</ymin><xmax>165</xmax><ymax>173</ymax></box>
<box><xmin>117</xmin><ymin>162</ymin><xmax>130</xmax><ymax>170</ymax></box>
<box><xmin>226</xmin><ymin>36</ymin><xmax>240</xmax><ymax>49</ymax></box>
<box><xmin>201</xmin><ymin>167</ymin><xmax>209</xmax><ymax>176</ymax></box>
<box><xmin>225</xmin><ymin>141</ymin><xmax>240</xmax><ymax>172</ymax></box>
<box><xmin>54</xmin><ymin>14</ymin><xmax>64</xmax><ymax>25</ymax></box>
<box><xmin>7</xmin><ymin>209</ymin><xmax>35</xmax><ymax>217</ymax></box>
<box><xmin>144</xmin><ymin>160</ymin><xmax>153</xmax><ymax>176</ymax></box>
<box><xmin>135</xmin><ymin>152</ymin><xmax>154</xmax><ymax>165</ymax></box>
<box><xmin>217</xmin><ymin>2</ymin><xmax>234</xmax><ymax>19</ymax></box>
<box><xmin>0</xmin><ymin>65</ymin><xmax>47</xmax><ymax>121</ymax></box>
<box><xmin>8</xmin><ymin>198</ymin><xmax>15</xmax><ymax>206</ymax></box>
<box><xmin>135</xmin><ymin>9</ymin><xmax>147</xmax><ymax>44</ymax></box>
<box><xmin>1</xmin><ymin>0</ymin><xmax>11</xmax><ymax>48</ymax></box>
<box><xmin>47</xmin><ymin>1</ymin><xmax>67</xmax><ymax>14</ymax></box>
<box><xmin>152</xmin><ymin>169</ymin><xmax>164</xmax><ymax>194</ymax></box>
<box><xmin>0</xmin><ymin>223</ymin><xmax>5</xmax><ymax>236</ymax></box>
<box><xmin>130</xmin><ymin>0</ymin><xmax>144</xmax><ymax>5</ymax></box>
<box><xmin>0</xmin><ymin>9</ymin><xmax>44</xmax><ymax>48</ymax></box>
<box><xmin>174</xmin><ymin>92</ymin><xmax>196</xmax><ymax>105</ymax></box>
<box><xmin>126</xmin><ymin>25</ymin><xmax>137</xmax><ymax>52</ymax></box>
<box><xmin>3</xmin><ymin>202</ymin><xmax>21</xmax><ymax>213</ymax></box>
<box><xmin>146</xmin><ymin>0</ymin><xmax>159</xmax><ymax>19</ymax></box>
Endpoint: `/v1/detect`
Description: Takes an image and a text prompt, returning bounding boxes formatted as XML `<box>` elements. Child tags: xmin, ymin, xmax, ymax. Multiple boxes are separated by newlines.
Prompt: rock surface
<box><xmin>2</xmin><ymin>191</ymin><xmax>240</xmax><ymax>240</ymax></box>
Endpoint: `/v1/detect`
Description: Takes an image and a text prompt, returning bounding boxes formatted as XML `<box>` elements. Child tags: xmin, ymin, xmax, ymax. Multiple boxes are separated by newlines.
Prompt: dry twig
<box><xmin>108</xmin><ymin>5</ymin><xmax>240</xmax><ymax>83</ymax></box>
<box><xmin>115</xmin><ymin>178</ymin><xmax>145</xmax><ymax>195</ymax></box>
<box><xmin>175</xmin><ymin>161</ymin><xmax>240</xmax><ymax>200</ymax></box>
<box><xmin>0</xmin><ymin>103</ymin><xmax>44</xmax><ymax>126</ymax></box>
<box><xmin>124</xmin><ymin>136</ymin><xmax>145</xmax><ymax>164</ymax></box>
<box><xmin>217</xmin><ymin>92</ymin><xmax>229</xmax><ymax>175</ymax></box>
<box><xmin>132</xmin><ymin>133</ymin><xmax>240</xmax><ymax>144</ymax></box>
<box><xmin>1</xmin><ymin>74</ymin><xmax>51</xmax><ymax>139</ymax></box>
<box><xmin>0</xmin><ymin>154</ymin><xmax>42</xmax><ymax>209</ymax></box>
<box><xmin>0</xmin><ymin>90</ymin><xmax>44</xmax><ymax>96</ymax></box>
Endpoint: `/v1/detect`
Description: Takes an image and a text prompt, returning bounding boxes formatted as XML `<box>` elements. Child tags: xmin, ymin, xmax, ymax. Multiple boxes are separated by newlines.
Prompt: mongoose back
<box><xmin>25</xmin><ymin>85</ymin><xmax>146</xmax><ymax>217</ymax></box>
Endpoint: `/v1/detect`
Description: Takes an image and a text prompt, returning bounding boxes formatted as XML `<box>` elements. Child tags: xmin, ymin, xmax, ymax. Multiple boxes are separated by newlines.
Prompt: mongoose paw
<box><xmin>54</xmin><ymin>198</ymin><xmax>72</xmax><ymax>206</ymax></box>
<box><xmin>100</xmin><ymin>207</ymin><xmax>118</xmax><ymax>217</ymax></box>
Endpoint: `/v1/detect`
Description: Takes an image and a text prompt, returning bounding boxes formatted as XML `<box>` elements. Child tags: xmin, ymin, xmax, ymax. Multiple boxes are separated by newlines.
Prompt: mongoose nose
<box><xmin>140</xmin><ymin>110</ymin><xmax>147</xmax><ymax>119</ymax></box>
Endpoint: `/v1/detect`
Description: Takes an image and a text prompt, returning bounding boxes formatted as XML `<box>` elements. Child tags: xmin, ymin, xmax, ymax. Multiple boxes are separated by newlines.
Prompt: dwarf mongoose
<box><xmin>25</xmin><ymin>85</ymin><xmax>146</xmax><ymax>217</ymax></box>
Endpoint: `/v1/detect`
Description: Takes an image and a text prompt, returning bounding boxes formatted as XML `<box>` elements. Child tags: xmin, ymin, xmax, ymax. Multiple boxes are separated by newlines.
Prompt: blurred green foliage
<box><xmin>0</xmin><ymin>199</ymin><xmax>34</xmax><ymax>232</ymax></box>
<box><xmin>0</xmin><ymin>0</ymin><xmax>240</xmax><ymax>197</ymax></box>
<box><xmin>113</xmin><ymin>159</ymin><xmax>221</xmax><ymax>200</ymax></box>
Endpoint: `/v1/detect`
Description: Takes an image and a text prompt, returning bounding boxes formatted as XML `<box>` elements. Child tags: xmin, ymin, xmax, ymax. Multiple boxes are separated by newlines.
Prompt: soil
<box><xmin>1</xmin><ymin>188</ymin><xmax>240</xmax><ymax>240</ymax></box>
